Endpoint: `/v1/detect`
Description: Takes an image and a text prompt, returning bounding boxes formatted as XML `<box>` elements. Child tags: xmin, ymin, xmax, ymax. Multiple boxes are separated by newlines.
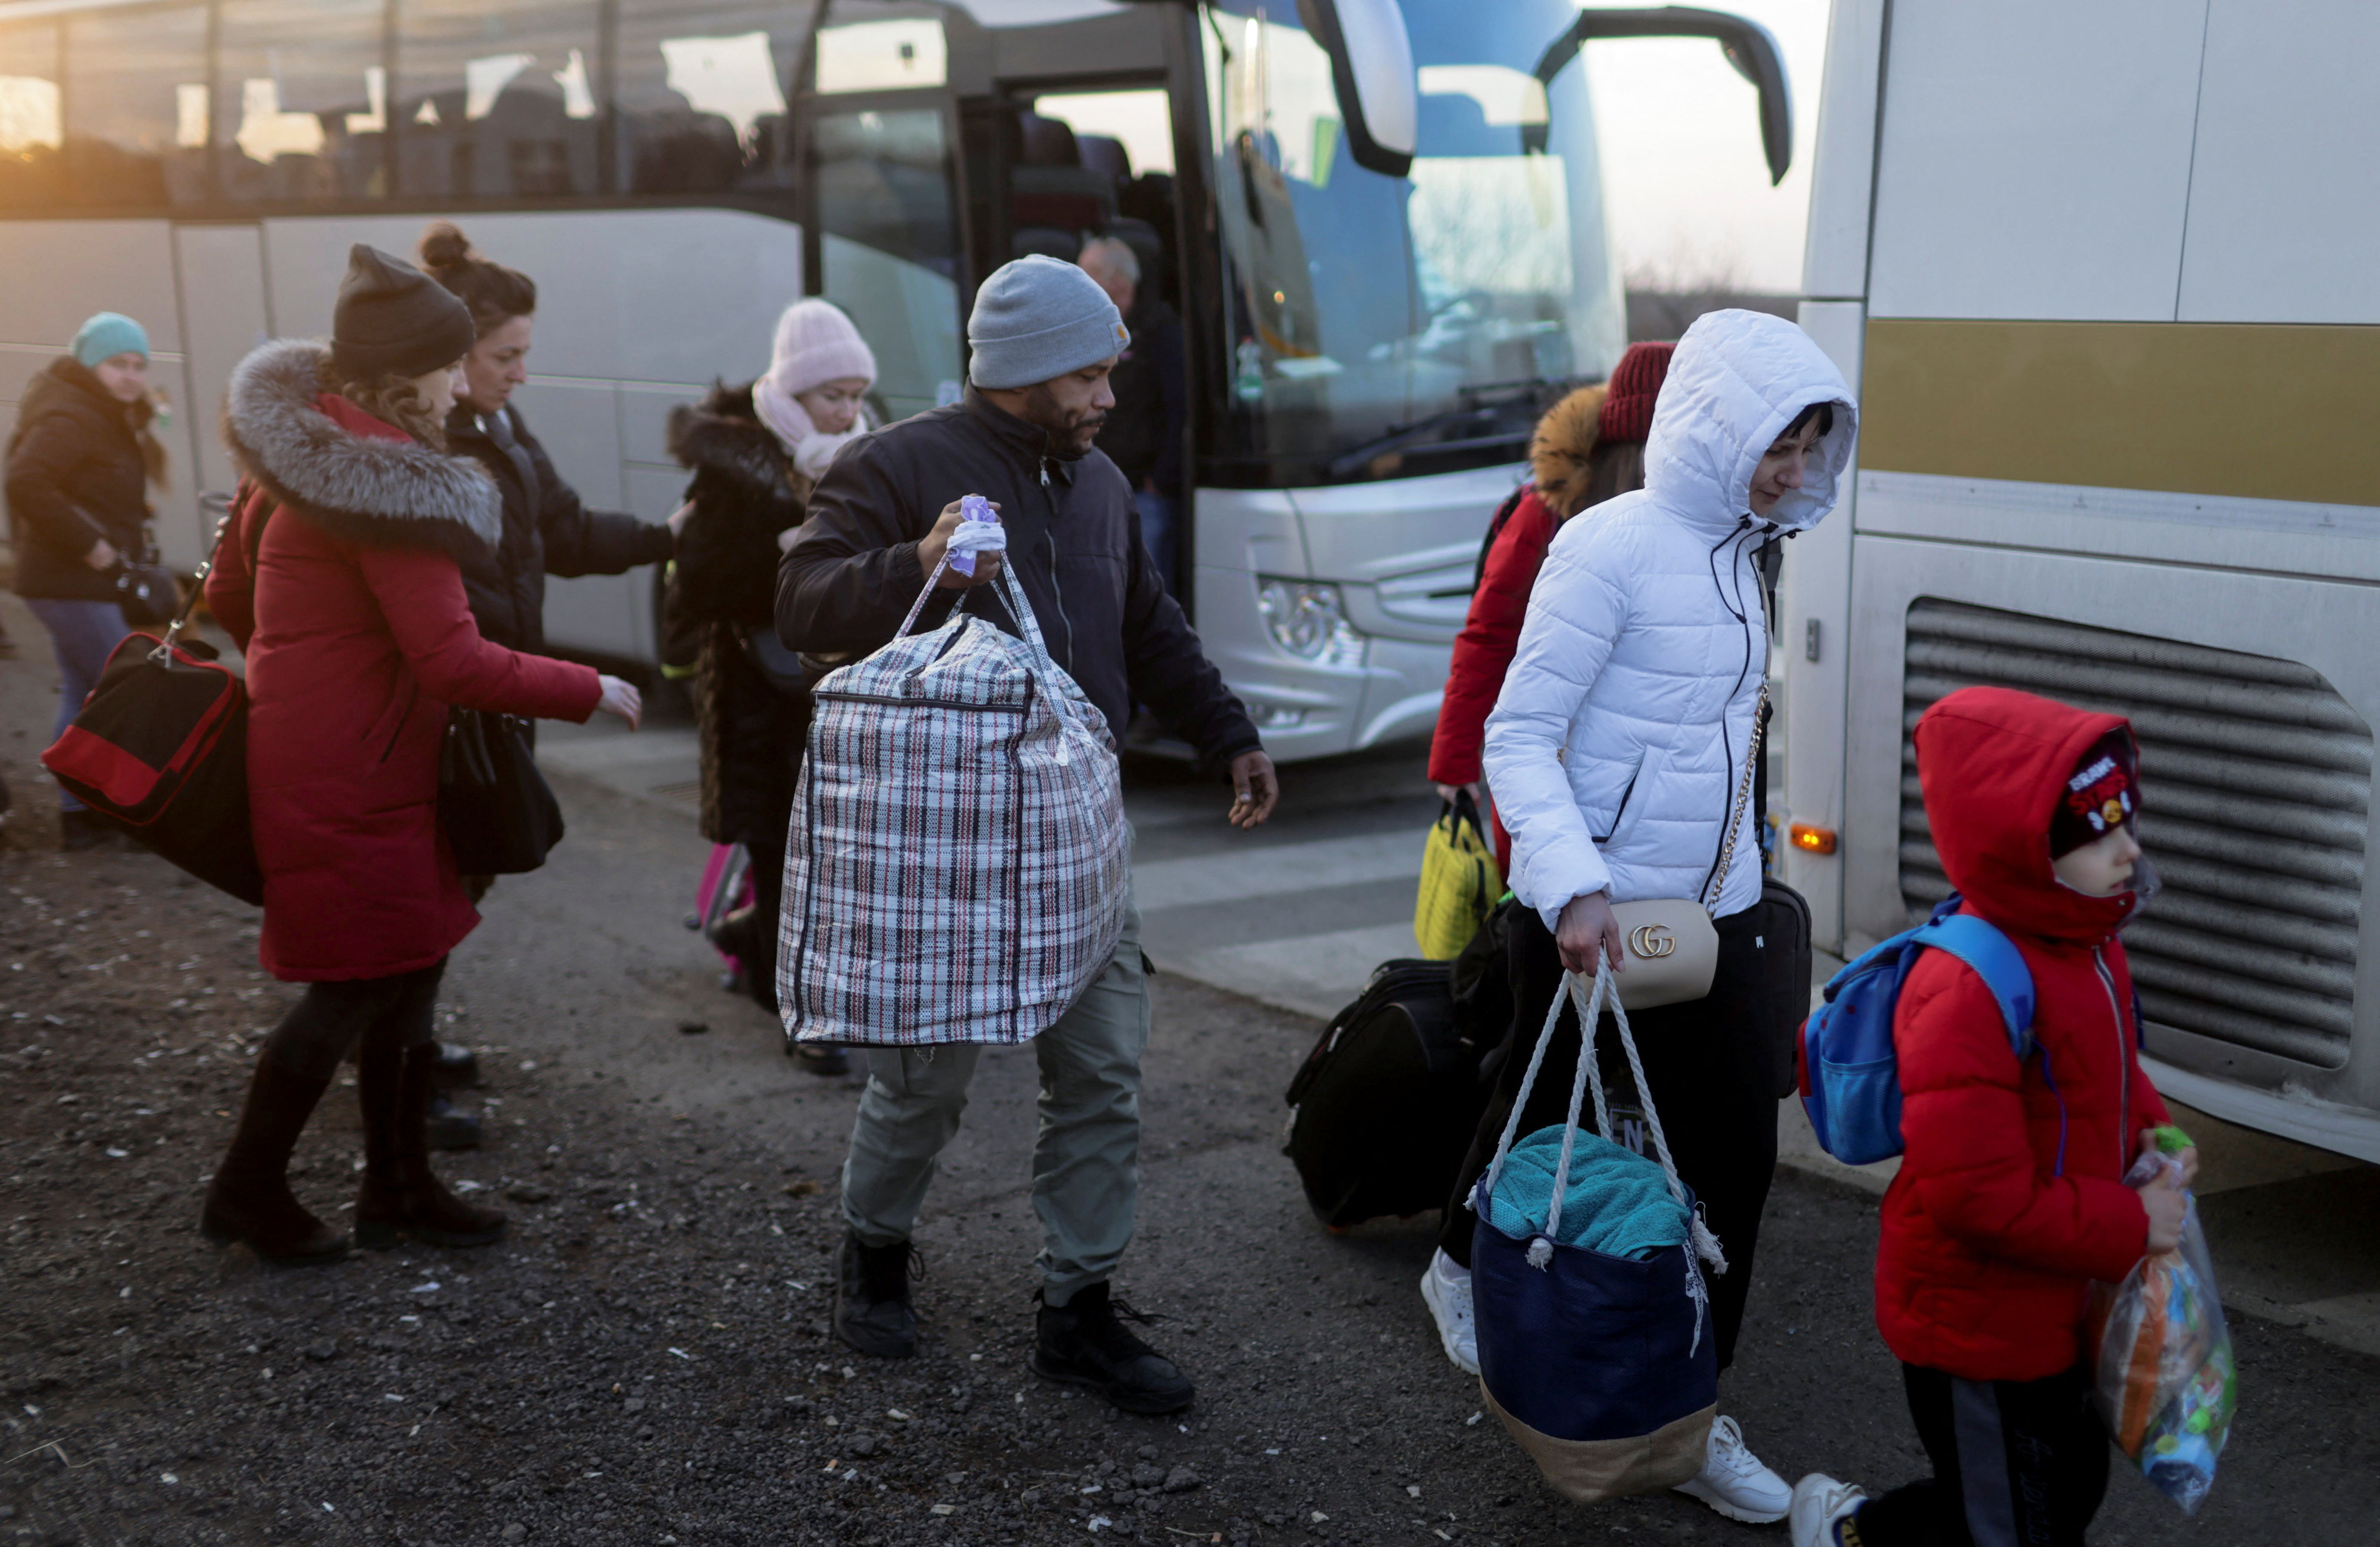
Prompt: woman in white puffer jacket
<box><xmin>1429</xmin><ymin>310</ymin><xmax>1856</xmax><ymax>1524</ymax></box>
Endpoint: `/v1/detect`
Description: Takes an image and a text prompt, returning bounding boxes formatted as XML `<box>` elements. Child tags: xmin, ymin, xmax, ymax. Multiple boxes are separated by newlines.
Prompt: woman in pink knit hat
<box><xmin>666</xmin><ymin>298</ymin><xmax>880</xmax><ymax>1071</ymax></box>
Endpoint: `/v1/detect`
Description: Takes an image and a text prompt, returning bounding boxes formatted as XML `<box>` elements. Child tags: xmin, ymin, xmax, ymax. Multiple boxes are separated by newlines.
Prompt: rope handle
<box><xmin>1479</xmin><ymin>961</ymin><xmax>1728</xmax><ymax>1277</ymax></box>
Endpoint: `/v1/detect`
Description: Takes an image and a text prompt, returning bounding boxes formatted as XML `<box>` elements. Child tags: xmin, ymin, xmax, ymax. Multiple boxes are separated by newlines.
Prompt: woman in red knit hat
<box><xmin>1428</xmin><ymin>341</ymin><xmax>1676</xmax><ymax>871</ymax></box>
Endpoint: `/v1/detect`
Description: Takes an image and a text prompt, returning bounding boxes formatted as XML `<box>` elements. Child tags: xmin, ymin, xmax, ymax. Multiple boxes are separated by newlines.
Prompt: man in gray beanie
<box><xmin>780</xmin><ymin>255</ymin><xmax>1277</xmax><ymax>1415</ymax></box>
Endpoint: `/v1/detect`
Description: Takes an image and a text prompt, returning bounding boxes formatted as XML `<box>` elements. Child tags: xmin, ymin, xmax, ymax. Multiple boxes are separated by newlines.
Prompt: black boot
<box><xmin>1033</xmin><ymin>1282</ymin><xmax>1194</xmax><ymax>1415</ymax></box>
<box><xmin>833</xmin><ymin>1228</ymin><xmax>921</xmax><ymax>1358</ymax></box>
<box><xmin>354</xmin><ymin>1042</ymin><xmax>505</xmax><ymax>1249</ymax></box>
<box><xmin>201</xmin><ymin>1060</ymin><xmax>350</xmax><ymax>1267</ymax></box>
<box><xmin>429</xmin><ymin>1041</ymin><xmax>480</xmax><ymax>1089</ymax></box>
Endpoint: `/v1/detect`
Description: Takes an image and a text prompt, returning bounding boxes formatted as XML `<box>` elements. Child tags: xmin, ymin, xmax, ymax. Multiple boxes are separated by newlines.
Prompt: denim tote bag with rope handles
<box><xmin>778</xmin><ymin>553</ymin><xmax>1129</xmax><ymax>1047</ymax></box>
<box><xmin>1471</xmin><ymin>963</ymin><xmax>1724</xmax><ymax>1502</ymax></box>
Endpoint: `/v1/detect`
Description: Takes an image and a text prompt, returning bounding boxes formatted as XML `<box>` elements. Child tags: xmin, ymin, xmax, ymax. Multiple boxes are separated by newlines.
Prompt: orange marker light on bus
<box><xmin>1789</xmin><ymin>823</ymin><xmax>1837</xmax><ymax>855</ymax></box>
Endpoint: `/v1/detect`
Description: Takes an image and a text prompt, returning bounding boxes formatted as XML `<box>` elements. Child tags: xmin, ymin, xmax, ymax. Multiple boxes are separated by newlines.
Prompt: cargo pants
<box><xmin>839</xmin><ymin>889</ymin><xmax>1148</xmax><ymax>1307</ymax></box>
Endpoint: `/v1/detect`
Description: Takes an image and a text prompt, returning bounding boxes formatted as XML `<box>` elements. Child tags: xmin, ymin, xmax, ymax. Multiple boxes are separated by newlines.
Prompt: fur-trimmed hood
<box><xmin>666</xmin><ymin>380</ymin><xmax>789</xmax><ymax>493</ymax></box>
<box><xmin>222</xmin><ymin>338</ymin><xmax>500</xmax><ymax>558</ymax></box>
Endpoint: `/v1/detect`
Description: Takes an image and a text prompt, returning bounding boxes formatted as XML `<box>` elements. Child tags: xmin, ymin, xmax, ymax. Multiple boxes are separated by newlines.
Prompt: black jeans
<box><xmin>1848</xmin><ymin>1364</ymin><xmax>2110</xmax><ymax>1547</ymax></box>
<box><xmin>260</xmin><ymin>961</ymin><xmax>446</xmax><ymax>1081</ymax></box>
<box><xmin>1437</xmin><ymin>905</ymin><xmax>1779</xmax><ymax>1373</ymax></box>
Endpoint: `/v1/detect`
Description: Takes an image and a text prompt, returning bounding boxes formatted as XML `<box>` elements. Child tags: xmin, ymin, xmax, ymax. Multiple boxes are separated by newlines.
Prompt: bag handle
<box><xmin>891</xmin><ymin>547</ymin><xmax>1088</xmax><ymax>749</ymax></box>
<box><xmin>1476</xmin><ymin>961</ymin><xmax>1727</xmax><ymax>1343</ymax></box>
<box><xmin>150</xmin><ymin>487</ymin><xmax>257</xmax><ymax>661</ymax></box>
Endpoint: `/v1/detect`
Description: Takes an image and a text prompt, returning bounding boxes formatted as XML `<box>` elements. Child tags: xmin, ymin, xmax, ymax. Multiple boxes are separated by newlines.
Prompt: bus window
<box><xmin>61</xmin><ymin>6</ymin><xmax>208</xmax><ymax>209</ymax></box>
<box><xmin>215</xmin><ymin>0</ymin><xmax>390</xmax><ymax>203</ymax></box>
<box><xmin>0</xmin><ymin>19</ymin><xmax>62</xmax><ymax>209</ymax></box>
<box><xmin>1201</xmin><ymin>0</ymin><xmax>1622</xmax><ymax>484</ymax></box>
<box><xmin>613</xmin><ymin>1</ymin><xmax>815</xmax><ymax>196</ymax></box>
<box><xmin>815</xmin><ymin>104</ymin><xmax>962</xmax><ymax>419</ymax></box>
<box><xmin>393</xmin><ymin>0</ymin><xmax>600</xmax><ymax>199</ymax></box>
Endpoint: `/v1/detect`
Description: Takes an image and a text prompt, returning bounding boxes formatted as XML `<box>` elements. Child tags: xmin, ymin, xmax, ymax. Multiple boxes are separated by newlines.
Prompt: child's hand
<box><xmin>2140</xmin><ymin>1127</ymin><xmax>2200</xmax><ymax>1188</ymax></box>
<box><xmin>2139</xmin><ymin>1166</ymin><xmax>2189</xmax><ymax>1254</ymax></box>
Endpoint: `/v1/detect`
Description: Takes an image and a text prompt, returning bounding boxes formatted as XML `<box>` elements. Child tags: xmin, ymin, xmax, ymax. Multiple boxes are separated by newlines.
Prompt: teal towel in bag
<box><xmin>1485</xmin><ymin>1125</ymin><xmax>1690</xmax><ymax>1260</ymax></box>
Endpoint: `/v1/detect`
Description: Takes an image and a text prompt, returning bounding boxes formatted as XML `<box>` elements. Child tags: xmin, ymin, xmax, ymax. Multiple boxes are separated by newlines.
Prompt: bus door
<box><xmin>796</xmin><ymin>4</ymin><xmax>972</xmax><ymax>420</ymax></box>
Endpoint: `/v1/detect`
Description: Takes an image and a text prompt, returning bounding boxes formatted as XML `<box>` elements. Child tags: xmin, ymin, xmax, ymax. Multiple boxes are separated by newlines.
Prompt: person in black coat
<box><xmin>419</xmin><ymin>224</ymin><xmax>681</xmax><ymax>660</ymax></box>
<box><xmin>666</xmin><ymin>298</ymin><xmax>879</xmax><ymax>1075</ymax></box>
<box><xmin>3</xmin><ymin>312</ymin><xmax>167</xmax><ymax>850</ymax></box>
<box><xmin>418</xmin><ymin>224</ymin><xmax>682</xmax><ymax>1142</ymax></box>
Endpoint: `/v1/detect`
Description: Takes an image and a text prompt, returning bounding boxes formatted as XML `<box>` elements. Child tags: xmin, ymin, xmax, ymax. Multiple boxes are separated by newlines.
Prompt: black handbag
<box><xmin>112</xmin><ymin>560</ymin><xmax>179</xmax><ymax>627</ymax></box>
<box><xmin>437</xmin><ymin>708</ymin><xmax>565</xmax><ymax>876</ymax></box>
<box><xmin>1749</xmin><ymin>692</ymin><xmax>1814</xmax><ymax>1097</ymax></box>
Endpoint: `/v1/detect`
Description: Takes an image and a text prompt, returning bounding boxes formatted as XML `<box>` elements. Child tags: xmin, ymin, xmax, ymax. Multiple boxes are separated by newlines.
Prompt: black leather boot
<box><xmin>200</xmin><ymin>1060</ymin><xmax>349</xmax><ymax>1267</ymax></box>
<box><xmin>1033</xmin><ymin>1282</ymin><xmax>1194</xmax><ymax>1415</ymax></box>
<box><xmin>354</xmin><ymin>1042</ymin><xmax>505</xmax><ymax>1249</ymax></box>
<box><xmin>833</xmin><ymin>1228</ymin><xmax>921</xmax><ymax>1358</ymax></box>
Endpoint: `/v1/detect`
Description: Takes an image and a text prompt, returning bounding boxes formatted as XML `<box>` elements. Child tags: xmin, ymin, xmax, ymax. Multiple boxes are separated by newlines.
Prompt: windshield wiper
<box><xmin>1322</xmin><ymin>377</ymin><xmax>1573</xmax><ymax>480</ymax></box>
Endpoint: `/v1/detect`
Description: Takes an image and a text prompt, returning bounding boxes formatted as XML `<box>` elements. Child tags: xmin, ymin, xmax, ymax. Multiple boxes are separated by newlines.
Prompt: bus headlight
<box><xmin>1255</xmin><ymin>578</ymin><xmax>1365</xmax><ymax>670</ymax></box>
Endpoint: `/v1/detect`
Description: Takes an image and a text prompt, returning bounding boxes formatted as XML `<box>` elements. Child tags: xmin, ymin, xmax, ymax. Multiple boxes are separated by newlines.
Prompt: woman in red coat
<box><xmin>1428</xmin><ymin>342</ymin><xmax>1673</xmax><ymax>871</ymax></box>
<box><xmin>201</xmin><ymin>246</ymin><xmax>642</xmax><ymax>1267</ymax></box>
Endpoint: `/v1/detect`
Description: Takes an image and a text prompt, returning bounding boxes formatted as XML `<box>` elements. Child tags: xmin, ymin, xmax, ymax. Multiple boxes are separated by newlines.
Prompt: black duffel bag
<box><xmin>39</xmin><ymin>514</ymin><xmax>263</xmax><ymax>903</ymax></box>
<box><xmin>437</xmin><ymin>708</ymin><xmax>565</xmax><ymax>876</ymax></box>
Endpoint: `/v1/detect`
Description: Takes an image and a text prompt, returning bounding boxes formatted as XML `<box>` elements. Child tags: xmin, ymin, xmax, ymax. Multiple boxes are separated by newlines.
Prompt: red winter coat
<box><xmin>1429</xmin><ymin>490</ymin><xmax>1557</xmax><ymax>870</ymax></box>
<box><xmin>1878</xmin><ymin>686</ymin><xmax>2170</xmax><ymax>1382</ymax></box>
<box><xmin>212</xmin><ymin>341</ymin><xmax>602</xmax><ymax>982</ymax></box>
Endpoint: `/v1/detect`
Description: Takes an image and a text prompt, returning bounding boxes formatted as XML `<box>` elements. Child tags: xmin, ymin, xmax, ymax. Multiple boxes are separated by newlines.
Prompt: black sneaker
<box><xmin>833</xmin><ymin>1229</ymin><xmax>921</xmax><ymax>1359</ymax></box>
<box><xmin>1033</xmin><ymin>1282</ymin><xmax>1194</xmax><ymax>1415</ymax></box>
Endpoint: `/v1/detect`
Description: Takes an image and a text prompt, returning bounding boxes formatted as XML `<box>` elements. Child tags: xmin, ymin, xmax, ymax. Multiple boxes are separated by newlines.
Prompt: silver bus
<box><xmin>1782</xmin><ymin>0</ymin><xmax>2380</xmax><ymax>1160</ymax></box>
<box><xmin>0</xmin><ymin>0</ymin><xmax>1786</xmax><ymax>761</ymax></box>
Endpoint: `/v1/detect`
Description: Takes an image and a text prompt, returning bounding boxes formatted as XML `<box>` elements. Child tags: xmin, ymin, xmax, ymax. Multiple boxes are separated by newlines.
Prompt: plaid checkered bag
<box><xmin>778</xmin><ymin>558</ymin><xmax>1130</xmax><ymax>1046</ymax></box>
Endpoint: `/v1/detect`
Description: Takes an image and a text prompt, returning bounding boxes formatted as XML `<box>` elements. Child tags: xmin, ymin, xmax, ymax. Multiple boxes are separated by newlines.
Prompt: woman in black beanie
<box><xmin>199</xmin><ymin>245</ymin><xmax>643</xmax><ymax>1267</ymax></box>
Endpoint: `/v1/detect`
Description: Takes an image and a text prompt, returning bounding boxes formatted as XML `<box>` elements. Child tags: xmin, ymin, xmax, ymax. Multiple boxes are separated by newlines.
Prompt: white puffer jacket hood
<box><xmin>1483</xmin><ymin>309</ymin><xmax>1856</xmax><ymax>929</ymax></box>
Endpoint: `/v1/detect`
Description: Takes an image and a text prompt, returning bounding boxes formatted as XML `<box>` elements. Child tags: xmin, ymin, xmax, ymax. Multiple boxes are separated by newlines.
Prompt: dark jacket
<box><xmin>1880</xmin><ymin>686</ymin><xmax>2170</xmax><ymax>1382</ymax></box>
<box><xmin>212</xmin><ymin>341</ymin><xmax>601</xmax><ymax>981</ymax></box>
<box><xmin>666</xmin><ymin>382</ymin><xmax>812</xmax><ymax>849</ymax></box>
<box><xmin>5</xmin><ymin>356</ymin><xmax>162</xmax><ymax>601</ymax></box>
<box><xmin>1097</xmin><ymin>295</ymin><xmax>1186</xmax><ymax>491</ymax></box>
<box><xmin>778</xmin><ymin>387</ymin><xmax>1259</xmax><ymax>764</ymax></box>
<box><xmin>444</xmin><ymin>402</ymin><xmax>675</xmax><ymax>654</ymax></box>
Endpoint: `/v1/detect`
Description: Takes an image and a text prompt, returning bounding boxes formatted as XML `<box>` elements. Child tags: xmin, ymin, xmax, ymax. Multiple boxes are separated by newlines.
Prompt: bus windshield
<box><xmin>1201</xmin><ymin>0</ymin><xmax>1623</xmax><ymax>486</ymax></box>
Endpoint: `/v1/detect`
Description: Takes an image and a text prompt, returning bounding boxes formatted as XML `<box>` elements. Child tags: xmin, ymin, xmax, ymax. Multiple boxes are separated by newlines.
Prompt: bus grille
<box><xmin>1899</xmin><ymin>599</ymin><xmax>2370</xmax><ymax>1070</ymax></box>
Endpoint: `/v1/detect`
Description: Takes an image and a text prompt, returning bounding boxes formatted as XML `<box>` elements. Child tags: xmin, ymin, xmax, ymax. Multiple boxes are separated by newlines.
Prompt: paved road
<box><xmin>537</xmin><ymin>715</ymin><xmax>2380</xmax><ymax>1365</ymax></box>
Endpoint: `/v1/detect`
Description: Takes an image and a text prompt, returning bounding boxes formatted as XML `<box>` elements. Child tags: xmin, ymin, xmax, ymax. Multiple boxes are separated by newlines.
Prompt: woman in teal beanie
<box><xmin>3</xmin><ymin>311</ymin><xmax>168</xmax><ymax>850</ymax></box>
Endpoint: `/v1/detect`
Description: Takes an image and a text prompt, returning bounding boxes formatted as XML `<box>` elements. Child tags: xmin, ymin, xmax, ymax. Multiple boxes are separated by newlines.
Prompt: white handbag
<box><xmin>1605</xmin><ymin>684</ymin><xmax>1767</xmax><ymax>1011</ymax></box>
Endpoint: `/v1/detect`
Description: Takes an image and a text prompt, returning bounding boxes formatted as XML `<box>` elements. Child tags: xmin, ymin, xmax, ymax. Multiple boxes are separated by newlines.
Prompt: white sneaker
<box><xmin>1672</xmin><ymin>1414</ymin><xmax>1791</xmax><ymax>1524</ymax></box>
<box><xmin>1418</xmin><ymin>1250</ymin><xmax>1479</xmax><ymax>1375</ymax></box>
<box><xmin>1788</xmin><ymin>1473</ymin><xmax>1869</xmax><ymax>1547</ymax></box>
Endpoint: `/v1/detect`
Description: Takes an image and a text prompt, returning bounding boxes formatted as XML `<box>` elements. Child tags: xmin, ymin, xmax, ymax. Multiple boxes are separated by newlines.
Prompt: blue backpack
<box><xmin>1798</xmin><ymin>897</ymin><xmax>2036</xmax><ymax>1166</ymax></box>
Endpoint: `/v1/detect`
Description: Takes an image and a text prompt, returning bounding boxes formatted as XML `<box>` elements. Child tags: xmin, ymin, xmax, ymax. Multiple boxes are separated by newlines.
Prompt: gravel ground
<box><xmin>2</xmin><ymin>685</ymin><xmax>2375</xmax><ymax>1544</ymax></box>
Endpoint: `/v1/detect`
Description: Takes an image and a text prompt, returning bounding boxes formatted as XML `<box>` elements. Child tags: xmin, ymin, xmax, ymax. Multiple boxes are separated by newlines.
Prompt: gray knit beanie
<box><xmin>966</xmin><ymin>255</ymin><xmax>1130</xmax><ymax>390</ymax></box>
<box><xmin>332</xmin><ymin>244</ymin><xmax>478</xmax><ymax>380</ymax></box>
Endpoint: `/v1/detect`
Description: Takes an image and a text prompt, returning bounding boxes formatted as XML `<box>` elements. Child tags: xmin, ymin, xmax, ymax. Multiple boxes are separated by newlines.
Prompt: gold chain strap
<box><xmin>1703</xmin><ymin>681</ymin><xmax>1769</xmax><ymax>911</ymax></box>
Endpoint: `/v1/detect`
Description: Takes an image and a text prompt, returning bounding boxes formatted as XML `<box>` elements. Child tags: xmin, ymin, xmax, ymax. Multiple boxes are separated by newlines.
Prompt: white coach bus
<box><xmin>1779</xmin><ymin>0</ymin><xmax>2380</xmax><ymax>1160</ymax></box>
<box><xmin>0</xmin><ymin>0</ymin><xmax>1788</xmax><ymax>759</ymax></box>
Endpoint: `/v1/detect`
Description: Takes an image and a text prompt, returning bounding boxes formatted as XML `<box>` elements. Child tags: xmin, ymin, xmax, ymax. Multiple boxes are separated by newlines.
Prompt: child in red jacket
<box><xmin>1791</xmin><ymin>686</ymin><xmax>2197</xmax><ymax>1547</ymax></box>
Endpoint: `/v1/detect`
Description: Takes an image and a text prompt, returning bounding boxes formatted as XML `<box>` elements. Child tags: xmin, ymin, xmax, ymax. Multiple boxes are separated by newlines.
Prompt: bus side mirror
<box><xmin>1298</xmin><ymin>0</ymin><xmax>1418</xmax><ymax>179</ymax></box>
<box><xmin>1526</xmin><ymin>5</ymin><xmax>1793</xmax><ymax>186</ymax></box>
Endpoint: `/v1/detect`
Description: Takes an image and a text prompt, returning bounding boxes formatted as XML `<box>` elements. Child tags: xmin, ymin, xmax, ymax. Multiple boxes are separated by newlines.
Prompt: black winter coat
<box><xmin>444</xmin><ymin>402</ymin><xmax>675</xmax><ymax>654</ymax></box>
<box><xmin>778</xmin><ymin>387</ymin><xmax>1259</xmax><ymax>764</ymax></box>
<box><xmin>666</xmin><ymin>382</ymin><xmax>811</xmax><ymax>851</ymax></box>
<box><xmin>4</xmin><ymin>357</ymin><xmax>162</xmax><ymax>602</ymax></box>
<box><xmin>1097</xmin><ymin>296</ymin><xmax>1186</xmax><ymax>491</ymax></box>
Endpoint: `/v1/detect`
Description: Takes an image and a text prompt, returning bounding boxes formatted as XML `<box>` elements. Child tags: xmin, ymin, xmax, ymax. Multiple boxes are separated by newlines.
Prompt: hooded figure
<box><xmin>1427</xmin><ymin>310</ymin><xmax>1856</xmax><ymax>1527</ymax></box>
<box><xmin>1885</xmin><ymin>685</ymin><xmax>2170</xmax><ymax>1380</ymax></box>
<box><xmin>1484</xmin><ymin>310</ymin><xmax>1856</xmax><ymax>924</ymax></box>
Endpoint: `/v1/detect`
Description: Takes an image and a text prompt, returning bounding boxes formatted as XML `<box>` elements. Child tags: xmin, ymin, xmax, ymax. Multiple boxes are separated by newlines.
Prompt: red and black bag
<box><xmin>40</xmin><ymin>501</ymin><xmax>264</xmax><ymax>904</ymax></box>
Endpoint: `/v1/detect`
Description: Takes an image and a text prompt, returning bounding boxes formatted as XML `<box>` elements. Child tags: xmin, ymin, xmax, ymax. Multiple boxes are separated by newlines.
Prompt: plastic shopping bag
<box><xmin>1415</xmin><ymin>790</ymin><xmax>1502</xmax><ymax>960</ymax></box>
<box><xmin>2088</xmin><ymin>1136</ymin><xmax>2237</xmax><ymax>1515</ymax></box>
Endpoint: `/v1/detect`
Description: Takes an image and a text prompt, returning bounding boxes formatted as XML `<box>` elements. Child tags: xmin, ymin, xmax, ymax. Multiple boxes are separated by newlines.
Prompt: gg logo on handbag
<box><xmin>1628</xmin><ymin>923</ymin><xmax>1678</xmax><ymax>959</ymax></box>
